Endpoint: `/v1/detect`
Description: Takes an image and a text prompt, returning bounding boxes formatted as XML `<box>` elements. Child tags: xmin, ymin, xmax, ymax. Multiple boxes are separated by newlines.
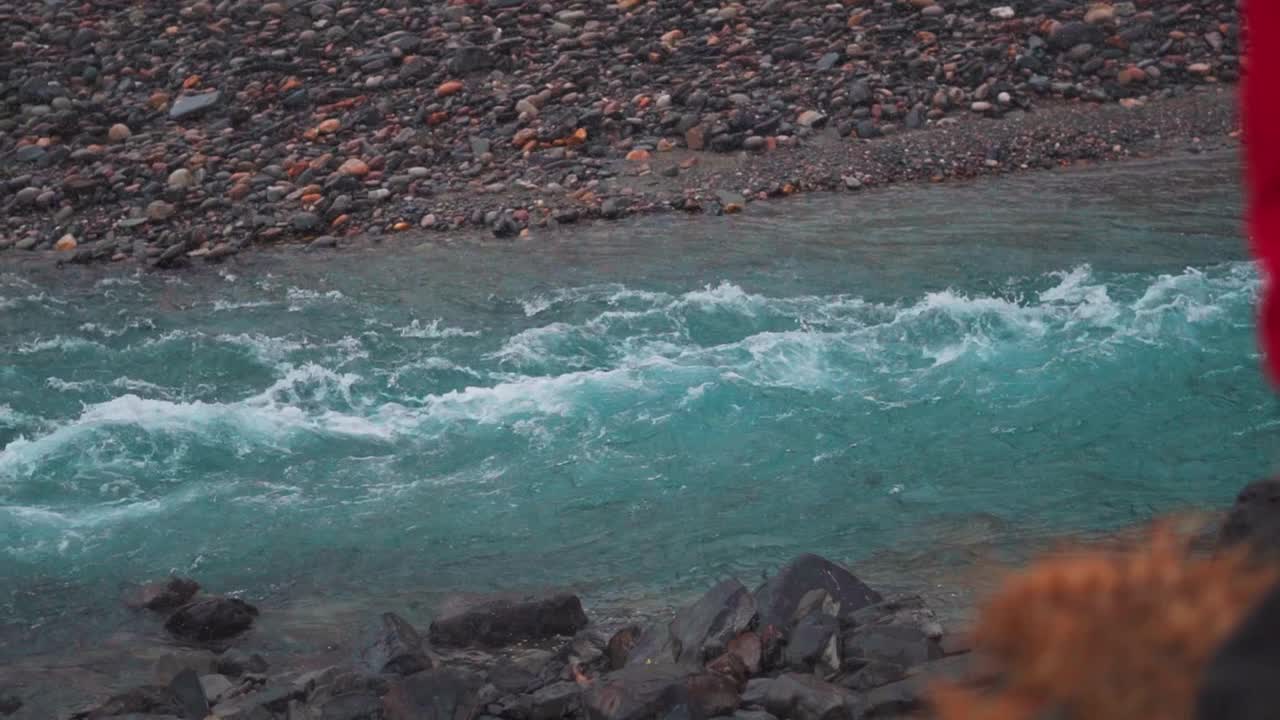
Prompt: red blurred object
<box><xmin>1246</xmin><ymin>2</ymin><xmax>1280</xmax><ymax>382</ymax></box>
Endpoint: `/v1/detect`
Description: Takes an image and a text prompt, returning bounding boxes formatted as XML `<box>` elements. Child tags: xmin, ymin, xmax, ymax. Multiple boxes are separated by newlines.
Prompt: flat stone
<box><xmin>169</xmin><ymin>91</ymin><xmax>221</xmax><ymax>120</ymax></box>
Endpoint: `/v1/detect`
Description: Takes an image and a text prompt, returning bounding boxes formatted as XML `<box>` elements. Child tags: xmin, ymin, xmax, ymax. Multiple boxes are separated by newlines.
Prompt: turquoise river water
<box><xmin>1</xmin><ymin>152</ymin><xmax>1277</xmax><ymax>668</ymax></box>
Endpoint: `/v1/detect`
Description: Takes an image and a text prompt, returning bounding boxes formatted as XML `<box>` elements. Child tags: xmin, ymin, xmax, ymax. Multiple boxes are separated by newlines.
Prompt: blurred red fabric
<box><xmin>1246</xmin><ymin>2</ymin><xmax>1280</xmax><ymax>381</ymax></box>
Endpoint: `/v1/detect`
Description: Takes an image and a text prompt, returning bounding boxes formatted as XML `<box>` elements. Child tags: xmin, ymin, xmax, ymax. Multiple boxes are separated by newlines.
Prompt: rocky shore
<box><xmin>0</xmin><ymin>481</ymin><xmax>1274</xmax><ymax>720</ymax></box>
<box><xmin>35</xmin><ymin>553</ymin><xmax>973</xmax><ymax>720</ymax></box>
<box><xmin>1</xmin><ymin>0</ymin><xmax>1240</xmax><ymax>267</ymax></box>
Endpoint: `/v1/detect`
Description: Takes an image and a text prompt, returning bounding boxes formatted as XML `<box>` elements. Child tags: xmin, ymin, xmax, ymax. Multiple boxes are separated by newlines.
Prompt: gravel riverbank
<box><xmin>1</xmin><ymin>0</ymin><xmax>1241</xmax><ymax>267</ymax></box>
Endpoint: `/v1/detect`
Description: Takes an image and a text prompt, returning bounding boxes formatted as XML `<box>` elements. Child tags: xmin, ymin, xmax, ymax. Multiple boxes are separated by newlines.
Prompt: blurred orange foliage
<box><xmin>931</xmin><ymin>524</ymin><xmax>1279</xmax><ymax>720</ymax></box>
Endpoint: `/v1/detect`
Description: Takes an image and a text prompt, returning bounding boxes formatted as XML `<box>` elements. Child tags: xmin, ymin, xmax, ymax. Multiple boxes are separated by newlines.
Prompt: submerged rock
<box><xmin>165</xmin><ymin>597</ymin><xmax>259</xmax><ymax>643</ymax></box>
<box><xmin>429</xmin><ymin>592</ymin><xmax>588</xmax><ymax>647</ymax></box>
<box><xmin>126</xmin><ymin>576</ymin><xmax>201</xmax><ymax>612</ymax></box>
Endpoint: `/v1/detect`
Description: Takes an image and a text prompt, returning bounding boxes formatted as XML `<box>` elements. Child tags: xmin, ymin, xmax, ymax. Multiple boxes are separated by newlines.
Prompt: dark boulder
<box><xmin>358</xmin><ymin>612</ymin><xmax>435</xmax><ymax>676</ymax></box>
<box><xmin>754</xmin><ymin>554</ymin><xmax>881</xmax><ymax>633</ymax></box>
<box><xmin>214</xmin><ymin>649</ymin><xmax>269</xmax><ymax>677</ymax></box>
<box><xmin>607</xmin><ymin>626</ymin><xmax>643</xmax><ymax>670</ymax></box>
<box><xmin>842</xmin><ymin>625</ymin><xmax>944</xmax><ymax>668</ymax></box>
<box><xmin>429</xmin><ymin>593</ymin><xmax>589</xmax><ymax>647</ymax></box>
<box><xmin>686</xmin><ymin>673</ymin><xmax>741</xmax><ymax>719</ymax></box>
<box><xmin>165</xmin><ymin>597</ymin><xmax>259</xmax><ymax>643</ymax></box>
<box><xmin>670</xmin><ymin>579</ymin><xmax>758</xmax><ymax>664</ymax></box>
<box><xmin>168</xmin><ymin>669</ymin><xmax>209</xmax><ymax>719</ymax></box>
<box><xmin>754</xmin><ymin>674</ymin><xmax>859</xmax><ymax>720</ymax></box>
<box><xmin>631</xmin><ymin>580</ymin><xmax>756</xmax><ymax>667</ymax></box>
<box><xmin>1219</xmin><ymin>478</ymin><xmax>1280</xmax><ymax>558</ymax></box>
<box><xmin>383</xmin><ymin>668</ymin><xmax>485</xmax><ymax>720</ymax></box>
<box><xmin>1197</xmin><ymin>582</ymin><xmax>1280</xmax><ymax>720</ymax></box>
<box><xmin>126</xmin><ymin>576</ymin><xmax>201</xmax><ymax>612</ymax></box>
<box><xmin>582</xmin><ymin>664</ymin><xmax>690</xmax><ymax>720</ymax></box>
<box><xmin>842</xmin><ymin>594</ymin><xmax>943</xmax><ymax>641</ymax></box>
<box><xmin>784</xmin><ymin>613</ymin><xmax>840</xmax><ymax>673</ymax></box>
<box><xmin>0</xmin><ymin>696</ymin><xmax>19</xmax><ymax>717</ymax></box>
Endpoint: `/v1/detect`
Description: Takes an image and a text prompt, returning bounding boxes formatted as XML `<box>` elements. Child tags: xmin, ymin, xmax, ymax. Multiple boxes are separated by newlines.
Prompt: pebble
<box><xmin>0</xmin><ymin>0</ymin><xmax>1239</xmax><ymax>266</ymax></box>
<box><xmin>146</xmin><ymin>201</ymin><xmax>176</xmax><ymax>222</ymax></box>
<box><xmin>797</xmin><ymin>110</ymin><xmax>827</xmax><ymax>128</ymax></box>
<box><xmin>338</xmin><ymin>159</ymin><xmax>370</xmax><ymax>177</ymax></box>
<box><xmin>291</xmin><ymin>213</ymin><xmax>321</xmax><ymax>232</ymax></box>
<box><xmin>54</xmin><ymin>234</ymin><xmax>77</xmax><ymax>252</ymax></box>
<box><xmin>168</xmin><ymin>169</ymin><xmax>195</xmax><ymax>190</ymax></box>
<box><xmin>169</xmin><ymin>91</ymin><xmax>221</xmax><ymax>120</ymax></box>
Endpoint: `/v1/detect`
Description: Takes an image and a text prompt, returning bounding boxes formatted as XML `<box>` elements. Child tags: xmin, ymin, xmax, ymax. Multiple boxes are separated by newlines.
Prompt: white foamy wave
<box><xmin>17</xmin><ymin>336</ymin><xmax>105</xmax><ymax>354</ymax></box>
<box><xmin>214</xmin><ymin>333</ymin><xmax>306</xmax><ymax>363</ymax></box>
<box><xmin>46</xmin><ymin>377</ymin><xmax>96</xmax><ymax>392</ymax></box>
<box><xmin>78</xmin><ymin>318</ymin><xmax>157</xmax><ymax>337</ymax></box>
<box><xmin>94</xmin><ymin>275</ymin><xmax>141</xmax><ymax>288</ymax></box>
<box><xmin>212</xmin><ymin>299</ymin><xmax>274</xmax><ymax>312</ymax></box>
<box><xmin>398</xmin><ymin>319</ymin><xmax>481</xmax><ymax>339</ymax></box>
<box><xmin>286</xmin><ymin>287</ymin><xmax>346</xmax><ymax>311</ymax></box>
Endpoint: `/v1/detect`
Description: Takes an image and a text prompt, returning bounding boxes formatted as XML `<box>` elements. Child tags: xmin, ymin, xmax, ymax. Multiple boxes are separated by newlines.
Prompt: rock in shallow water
<box><xmin>428</xmin><ymin>592</ymin><xmax>588</xmax><ymax>647</ymax></box>
<box><xmin>165</xmin><ymin>597</ymin><xmax>259</xmax><ymax>643</ymax></box>
<box><xmin>126</xmin><ymin>576</ymin><xmax>201</xmax><ymax>612</ymax></box>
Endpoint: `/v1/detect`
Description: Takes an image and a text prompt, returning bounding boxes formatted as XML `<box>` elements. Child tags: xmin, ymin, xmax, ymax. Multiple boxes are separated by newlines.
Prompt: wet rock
<box><xmin>126</xmin><ymin>577</ymin><xmax>201</xmax><ymax>612</ymax></box>
<box><xmin>669</xmin><ymin>579</ymin><xmax>757</xmax><ymax>665</ymax></box>
<box><xmin>214</xmin><ymin>649</ymin><xmax>269</xmax><ymax>677</ymax></box>
<box><xmin>842</xmin><ymin>625</ymin><xmax>944</xmax><ymax>668</ymax></box>
<box><xmin>74</xmin><ymin>686</ymin><xmax>183</xmax><ymax>719</ymax></box>
<box><xmin>607</xmin><ymin>625</ymin><xmax>643</xmax><ymax>670</ymax></box>
<box><xmin>785</xmin><ymin>613</ymin><xmax>840</xmax><ymax>673</ymax></box>
<box><xmin>383</xmin><ymin>668</ymin><xmax>485</xmax><ymax>720</ymax></box>
<box><xmin>844</xmin><ymin>594</ymin><xmax>943</xmax><ymax>640</ymax></box>
<box><xmin>1219</xmin><ymin>478</ymin><xmax>1280</xmax><ymax>558</ymax></box>
<box><xmin>169</xmin><ymin>91</ymin><xmax>221</xmax><ymax>120</ymax></box>
<box><xmin>582</xmin><ymin>664</ymin><xmax>691</xmax><ymax>720</ymax></box>
<box><xmin>754</xmin><ymin>554</ymin><xmax>881</xmax><ymax>633</ymax></box>
<box><xmin>686</xmin><ymin>673</ymin><xmax>741</xmax><ymax>718</ymax></box>
<box><xmin>169</xmin><ymin>669</ymin><xmax>210</xmax><ymax>719</ymax></box>
<box><xmin>508</xmin><ymin>681</ymin><xmax>583</xmax><ymax>720</ymax></box>
<box><xmin>208</xmin><ymin>685</ymin><xmax>301</xmax><ymax>719</ymax></box>
<box><xmin>754</xmin><ymin>674</ymin><xmax>859</xmax><ymax>720</ymax></box>
<box><xmin>429</xmin><ymin>592</ymin><xmax>588</xmax><ymax>647</ymax></box>
<box><xmin>165</xmin><ymin>597</ymin><xmax>259</xmax><ymax>643</ymax></box>
<box><xmin>199</xmin><ymin>674</ymin><xmax>236</xmax><ymax>705</ymax></box>
<box><xmin>358</xmin><ymin>612</ymin><xmax>434</xmax><ymax>676</ymax></box>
